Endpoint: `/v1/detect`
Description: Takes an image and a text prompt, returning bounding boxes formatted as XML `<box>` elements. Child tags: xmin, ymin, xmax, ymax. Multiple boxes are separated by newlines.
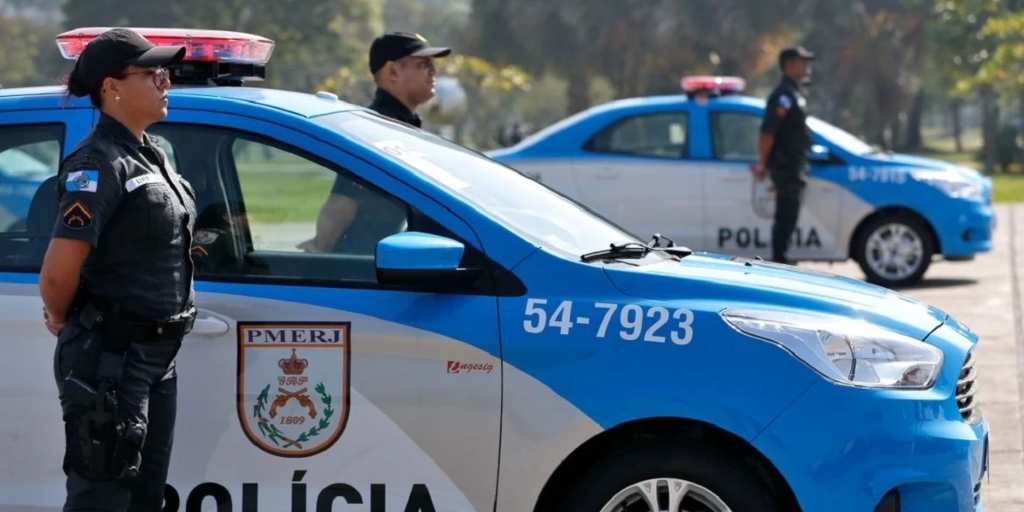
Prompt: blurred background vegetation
<box><xmin>5</xmin><ymin>0</ymin><xmax>1024</xmax><ymax>199</ymax></box>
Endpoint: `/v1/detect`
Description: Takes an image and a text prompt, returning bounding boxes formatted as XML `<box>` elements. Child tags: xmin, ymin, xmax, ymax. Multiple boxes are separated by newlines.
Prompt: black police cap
<box><xmin>779</xmin><ymin>46</ymin><xmax>815</xmax><ymax>67</ymax></box>
<box><xmin>369</xmin><ymin>31</ymin><xmax>451</xmax><ymax>74</ymax></box>
<box><xmin>71</xmin><ymin>28</ymin><xmax>186</xmax><ymax>90</ymax></box>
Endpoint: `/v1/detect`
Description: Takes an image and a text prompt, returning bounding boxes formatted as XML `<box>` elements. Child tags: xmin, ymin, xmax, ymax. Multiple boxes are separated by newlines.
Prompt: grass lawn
<box><xmin>915</xmin><ymin>128</ymin><xmax>1024</xmax><ymax>203</ymax></box>
<box><xmin>236</xmin><ymin>161</ymin><xmax>336</xmax><ymax>224</ymax></box>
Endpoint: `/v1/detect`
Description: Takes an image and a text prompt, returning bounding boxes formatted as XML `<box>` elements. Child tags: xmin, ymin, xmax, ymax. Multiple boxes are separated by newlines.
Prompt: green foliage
<box><xmin>0</xmin><ymin>17</ymin><xmax>41</xmax><ymax>87</ymax></box>
<box><xmin>967</xmin><ymin>10</ymin><xmax>1024</xmax><ymax>94</ymax></box>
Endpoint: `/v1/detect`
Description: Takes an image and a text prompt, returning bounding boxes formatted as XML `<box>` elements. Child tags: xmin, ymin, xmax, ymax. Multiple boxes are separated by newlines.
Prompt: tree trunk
<box><xmin>565</xmin><ymin>66</ymin><xmax>591</xmax><ymax>116</ymax></box>
<box><xmin>981</xmin><ymin>85</ymin><xmax>999</xmax><ymax>173</ymax></box>
<box><xmin>902</xmin><ymin>90</ymin><xmax>924</xmax><ymax>152</ymax></box>
<box><xmin>950</xmin><ymin>99</ymin><xmax>963</xmax><ymax>153</ymax></box>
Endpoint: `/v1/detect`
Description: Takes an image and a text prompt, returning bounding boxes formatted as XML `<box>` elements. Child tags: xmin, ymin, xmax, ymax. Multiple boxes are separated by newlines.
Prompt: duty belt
<box><xmin>73</xmin><ymin>295</ymin><xmax>197</xmax><ymax>342</ymax></box>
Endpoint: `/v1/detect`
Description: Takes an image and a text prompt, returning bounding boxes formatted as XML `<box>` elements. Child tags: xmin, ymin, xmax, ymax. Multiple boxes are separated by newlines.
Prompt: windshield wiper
<box><xmin>580</xmin><ymin>234</ymin><xmax>694</xmax><ymax>263</ymax></box>
<box><xmin>647</xmin><ymin>233</ymin><xmax>694</xmax><ymax>257</ymax></box>
<box><xmin>580</xmin><ymin>242</ymin><xmax>653</xmax><ymax>263</ymax></box>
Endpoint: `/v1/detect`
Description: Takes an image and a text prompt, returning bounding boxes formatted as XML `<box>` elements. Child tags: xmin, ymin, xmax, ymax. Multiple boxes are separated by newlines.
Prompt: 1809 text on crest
<box><xmin>236</xmin><ymin>322</ymin><xmax>352</xmax><ymax>458</ymax></box>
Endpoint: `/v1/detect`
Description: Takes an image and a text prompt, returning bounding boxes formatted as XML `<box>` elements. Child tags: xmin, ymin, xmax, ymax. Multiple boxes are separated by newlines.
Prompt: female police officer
<box><xmin>39</xmin><ymin>28</ymin><xmax>198</xmax><ymax>511</ymax></box>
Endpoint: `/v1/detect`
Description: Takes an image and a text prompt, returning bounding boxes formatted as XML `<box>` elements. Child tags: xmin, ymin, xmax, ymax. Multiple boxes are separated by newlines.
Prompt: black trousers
<box><xmin>770</xmin><ymin>177</ymin><xmax>806</xmax><ymax>263</ymax></box>
<box><xmin>53</xmin><ymin>318</ymin><xmax>181</xmax><ymax>512</ymax></box>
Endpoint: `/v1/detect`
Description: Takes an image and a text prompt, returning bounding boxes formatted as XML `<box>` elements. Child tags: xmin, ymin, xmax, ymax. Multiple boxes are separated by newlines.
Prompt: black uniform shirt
<box><xmin>367</xmin><ymin>87</ymin><xmax>421</xmax><ymax>127</ymax></box>
<box><xmin>760</xmin><ymin>76</ymin><xmax>812</xmax><ymax>178</ymax></box>
<box><xmin>325</xmin><ymin>87</ymin><xmax>412</xmax><ymax>254</ymax></box>
<box><xmin>53</xmin><ymin>113</ymin><xmax>198</xmax><ymax>320</ymax></box>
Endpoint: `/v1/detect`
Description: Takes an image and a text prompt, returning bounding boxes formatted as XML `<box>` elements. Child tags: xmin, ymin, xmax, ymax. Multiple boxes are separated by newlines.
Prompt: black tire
<box><xmin>853</xmin><ymin>213</ymin><xmax>934</xmax><ymax>288</ymax></box>
<box><xmin>560</xmin><ymin>440</ymin><xmax>781</xmax><ymax>512</ymax></box>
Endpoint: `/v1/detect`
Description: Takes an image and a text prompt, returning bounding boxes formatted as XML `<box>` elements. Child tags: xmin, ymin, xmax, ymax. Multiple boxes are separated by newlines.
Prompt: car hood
<box><xmin>864</xmin><ymin>152</ymin><xmax>987</xmax><ymax>179</ymax></box>
<box><xmin>602</xmin><ymin>252</ymin><xmax>948</xmax><ymax>340</ymax></box>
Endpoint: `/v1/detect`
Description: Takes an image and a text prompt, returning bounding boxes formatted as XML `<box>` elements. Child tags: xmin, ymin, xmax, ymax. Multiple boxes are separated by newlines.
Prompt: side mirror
<box><xmin>375</xmin><ymin>231</ymin><xmax>481</xmax><ymax>290</ymax></box>
<box><xmin>809</xmin><ymin>144</ymin><xmax>831</xmax><ymax>163</ymax></box>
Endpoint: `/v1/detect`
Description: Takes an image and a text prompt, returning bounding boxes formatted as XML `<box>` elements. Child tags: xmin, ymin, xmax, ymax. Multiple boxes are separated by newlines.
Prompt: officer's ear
<box><xmin>101</xmin><ymin>76</ymin><xmax>124</xmax><ymax>100</ymax></box>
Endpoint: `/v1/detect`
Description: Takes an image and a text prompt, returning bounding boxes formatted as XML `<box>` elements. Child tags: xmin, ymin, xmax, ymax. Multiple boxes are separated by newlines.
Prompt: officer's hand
<box><xmin>750</xmin><ymin>163</ymin><xmax>766</xmax><ymax>181</ymax></box>
<box><xmin>43</xmin><ymin>307</ymin><xmax>65</xmax><ymax>337</ymax></box>
<box><xmin>297</xmin><ymin>238</ymin><xmax>321</xmax><ymax>253</ymax></box>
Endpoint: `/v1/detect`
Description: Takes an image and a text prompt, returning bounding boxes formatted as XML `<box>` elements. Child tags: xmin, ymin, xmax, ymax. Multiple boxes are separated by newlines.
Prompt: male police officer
<box><xmin>753</xmin><ymin>46</ymin><xmax>815</xmax><ymax>264</ymax></box>
<box><xmin>298</xmin><ymin>31</ymin><xmax>451</xmax><ymax>254</ymax></box>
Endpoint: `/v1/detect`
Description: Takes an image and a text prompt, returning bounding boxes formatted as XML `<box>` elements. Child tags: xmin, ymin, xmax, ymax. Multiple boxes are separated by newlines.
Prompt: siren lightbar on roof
<box><xmin>55</xmin><ymin>27</ymin><xmax>276</xmax><ymax>86</ymax></box>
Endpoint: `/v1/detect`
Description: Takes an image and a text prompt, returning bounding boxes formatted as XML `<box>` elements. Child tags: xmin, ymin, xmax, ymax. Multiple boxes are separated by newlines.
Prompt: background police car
<box><xmin>488</xmin><ymin>76</ymin><xmax>996</xmax><ymax>289</ymax></box>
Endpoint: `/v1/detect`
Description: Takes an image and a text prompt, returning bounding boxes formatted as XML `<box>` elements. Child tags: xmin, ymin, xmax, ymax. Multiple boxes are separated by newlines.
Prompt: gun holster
<box><xmin>62</xmin><ymin>294</ymin><xmax>146</xmax><ymax>482</ymax></box>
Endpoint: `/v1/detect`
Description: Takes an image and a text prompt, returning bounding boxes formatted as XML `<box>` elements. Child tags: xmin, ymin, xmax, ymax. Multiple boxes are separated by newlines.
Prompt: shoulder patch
<box><xmin>778</xmin><ymin>95</ymin><xmax>792</xmax><ymax>109</ymax></box>
<box><xmin>65</xmin><ymin>170</ymin><xmax>99</xmax><ymax>193</ymax></box>
<box><xmin>62</xmin><ymin>200</ymin><xmax>93</xmax><ymax>230</ymax></box>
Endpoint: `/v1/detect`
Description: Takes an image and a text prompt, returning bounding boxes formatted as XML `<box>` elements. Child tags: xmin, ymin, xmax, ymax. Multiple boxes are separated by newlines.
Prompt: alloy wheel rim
<box><xmin>599</xmin><ymin>478</ymin><xmax>732</xmax><ymax>512</ymax></box>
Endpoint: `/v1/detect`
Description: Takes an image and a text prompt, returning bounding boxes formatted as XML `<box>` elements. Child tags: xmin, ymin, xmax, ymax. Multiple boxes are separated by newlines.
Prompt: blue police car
<box><xmin>487</xmin><ymin>76</ymin><xmax>996</xmax><ymax>289</ymax></box>
<box><xmin>0</xmin><ymin>29</ymin><xmax>989</xmax><ymax>512</ymax></box>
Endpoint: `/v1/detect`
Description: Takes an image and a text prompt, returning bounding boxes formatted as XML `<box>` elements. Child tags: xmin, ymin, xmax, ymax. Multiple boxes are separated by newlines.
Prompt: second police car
<box><xmin>0</xmin><ymin>29</ymin><xmax>988</xmax><ymax>512</ymax></box>
<box><xmin>487</xmin><ymin>76</ymin><xmax>996</xmax><ymax>288</ymax></box>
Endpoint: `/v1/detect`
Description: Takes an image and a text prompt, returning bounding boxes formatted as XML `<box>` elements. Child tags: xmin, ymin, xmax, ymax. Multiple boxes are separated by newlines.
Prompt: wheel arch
<box><xmin>847</xmin><ymin>205</ymin><xmax>940</xmax><ymax>260</ymax></box>
<box><xmin>531</xmin><ymin>416</ymin><xmax>803</xmax><ymax>512</ymax></box>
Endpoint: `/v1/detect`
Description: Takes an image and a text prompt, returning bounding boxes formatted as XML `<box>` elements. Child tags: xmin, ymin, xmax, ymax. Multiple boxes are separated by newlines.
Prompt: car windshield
<box><xmin>317</xmin><ymin>111</ymin><xmax>656</xmax><ymax>260</ymax></box>
<box><xmin>807</xmin><ymin>116</ymin><xmax>875</xmax><ymax>156</ymax></box>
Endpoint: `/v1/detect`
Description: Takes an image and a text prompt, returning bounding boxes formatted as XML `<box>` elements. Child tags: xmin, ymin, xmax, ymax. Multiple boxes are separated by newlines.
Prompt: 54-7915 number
<box><xmin>522</xmin><ymin>298</ymin><xmax>694</xmax><ymax>345</ymax></box>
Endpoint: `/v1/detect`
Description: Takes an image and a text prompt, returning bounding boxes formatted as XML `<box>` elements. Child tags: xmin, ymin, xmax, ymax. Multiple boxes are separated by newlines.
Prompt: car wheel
<box><xmin>854</xmin><ymin>214</ymin><xmax>933</xmax><ymax>288</ymax></box>
<box><xmin>560</xmin><ymin>441</ymin><xmax>781</xmax><ymax>512</ymax></box>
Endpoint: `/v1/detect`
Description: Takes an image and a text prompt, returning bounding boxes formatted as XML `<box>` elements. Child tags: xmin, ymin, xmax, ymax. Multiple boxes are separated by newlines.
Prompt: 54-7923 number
<box><xmin>522</xmin><ymin>298</ymin><xmax>694</xmax><ymax>345</ymax></box>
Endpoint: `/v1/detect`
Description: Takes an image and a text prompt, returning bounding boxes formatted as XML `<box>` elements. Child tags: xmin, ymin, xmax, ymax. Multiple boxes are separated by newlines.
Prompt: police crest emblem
<box><xmin>237</xmin><ymin>322</ymin><xmax>351</xmax><ymax>457</ymax></box>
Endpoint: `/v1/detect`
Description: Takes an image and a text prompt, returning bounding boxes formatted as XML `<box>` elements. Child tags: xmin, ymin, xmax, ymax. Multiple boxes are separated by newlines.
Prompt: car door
<box><xmin>702</xmin><ymin>110</ymin><xmax>841</xmax><ymax>260</ymax></box>
<box><xmin>0</xmin><ymin>107</ymin><xmax>99</xmax><ymax>506</ymax></box>
<box><xmin>571</xmin><ymin>110</ymin><xmax>703</xmax><ymax>245</ymax></box>
<box><xmin>147</xmin><ymin>111</ymin><xmax>500</xmax><ymax>512</ymax></box>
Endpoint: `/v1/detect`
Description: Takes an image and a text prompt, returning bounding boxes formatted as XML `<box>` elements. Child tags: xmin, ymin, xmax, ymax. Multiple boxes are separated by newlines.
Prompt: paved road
<box><xmin>800</xmin><ymin>202</ymin><xmax>1023</xmax><ymax>510</ymax></box>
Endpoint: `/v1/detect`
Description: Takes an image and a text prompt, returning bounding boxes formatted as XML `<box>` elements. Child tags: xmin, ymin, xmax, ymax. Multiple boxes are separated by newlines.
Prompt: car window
<box><xmin>584</xmin><ymin>112</ymin><xmax>689</xmax><ymax>158</ymax></box>
<box><xmin>149</xmin><ymin>123</ymin><xmax>411</xmax><ymax>284</ymax></box>
<box><xmin>710</xmin><ymin>112</ymin><xmax>761</xmax><ymax>161</ymax></box>
<box><xmin>0</xmin><ymin>123</ymin><xmax>64</xmax><ymax>270</ymax></box>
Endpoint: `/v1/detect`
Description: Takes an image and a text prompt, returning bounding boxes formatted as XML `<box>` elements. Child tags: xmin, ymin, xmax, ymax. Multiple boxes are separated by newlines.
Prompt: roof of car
<box><xmin>0</xmin><ymin>85</ymin><xmax>366</xmax><ymax>118</ymax></box>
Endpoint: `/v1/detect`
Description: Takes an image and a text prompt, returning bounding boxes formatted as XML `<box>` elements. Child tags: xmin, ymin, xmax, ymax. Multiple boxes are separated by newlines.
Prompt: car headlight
<box><xmin>912</xmin><ymin>170</ymin><xmax>983</xmax><ymax>199</ymax></box>
<box><xmin>720</xmin><ymin>309</ymin><xmax>944</xmax><ymax>389</ymax></box>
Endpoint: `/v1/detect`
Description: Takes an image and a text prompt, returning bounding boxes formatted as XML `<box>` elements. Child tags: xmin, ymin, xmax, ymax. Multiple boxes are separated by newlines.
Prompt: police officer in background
<box><xmin>753</xmin><ymin>46</ymin><xmax>815</xmax><ymax>264</ymax></box>
<box><xmin>298</xmin><ymin>31</ymin><xmax>451</xmax><ymax>254</ymax></box>
<box><xmin>38</xmin><ymin>28</ymin><xmax>197</xmax><ymax>511</ymax></box>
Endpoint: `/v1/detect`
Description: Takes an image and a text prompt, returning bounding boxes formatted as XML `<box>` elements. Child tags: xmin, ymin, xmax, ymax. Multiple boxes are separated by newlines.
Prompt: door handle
<box><xmin>190</xmin><ymin>312</ymin><xmax>230</xmax><ymax>336</ymax></box>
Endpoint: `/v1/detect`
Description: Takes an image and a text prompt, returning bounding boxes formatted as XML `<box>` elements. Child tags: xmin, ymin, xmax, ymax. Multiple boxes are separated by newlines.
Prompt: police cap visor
<box><xmin>73</xmin><ymin>28</ymin><xmax>186</xmax><ymax>88</ymax></box>
<box><xmin>369</xmin><ymin>32</ymin><xmax>451</xmax><ymax>74</ymax></box>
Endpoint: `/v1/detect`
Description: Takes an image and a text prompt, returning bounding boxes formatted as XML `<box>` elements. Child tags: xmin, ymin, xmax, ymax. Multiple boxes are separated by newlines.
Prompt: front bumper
<box><xmin>934</xmin><ymin>200</ymin><xmax>995</xmax><ymax>258</ymax></box>
<box><xmin>751</xmin><ymin>323</ymin><xmax>989</xmax><ymax>512</ymax></box>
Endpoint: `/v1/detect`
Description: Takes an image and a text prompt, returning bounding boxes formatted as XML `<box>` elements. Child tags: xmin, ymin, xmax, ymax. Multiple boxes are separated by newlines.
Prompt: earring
<box><xmin>115</xmin><ymin>94</ymin><xmax>121</xmax><ymax>103</ymax></box>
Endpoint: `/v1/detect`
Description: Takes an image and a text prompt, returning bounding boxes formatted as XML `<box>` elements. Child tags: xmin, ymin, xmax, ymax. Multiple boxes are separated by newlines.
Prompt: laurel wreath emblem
<box><xmin>253</xmin><ymin>382</ymin><xmax>334</xmax><ymax>449</ymax></box>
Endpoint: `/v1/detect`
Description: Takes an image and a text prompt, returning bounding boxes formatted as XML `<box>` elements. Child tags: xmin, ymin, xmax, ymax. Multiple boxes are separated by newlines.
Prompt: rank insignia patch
<box><xmin>62</xmin><ymin>200</ymin><xmax>93</xmax><ymax>230</ymax></box>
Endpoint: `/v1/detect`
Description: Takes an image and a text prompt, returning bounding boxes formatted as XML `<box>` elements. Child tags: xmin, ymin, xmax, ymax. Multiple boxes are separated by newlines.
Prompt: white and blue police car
<box><xmin>487</xmin><ymin>76</ymin><xmax>996</xmax><ymax>289</ymax></box>
<box><xmin>0</xmin><ymin>29</ymin><xmax>989</xmax><ymax>512</ymax></box>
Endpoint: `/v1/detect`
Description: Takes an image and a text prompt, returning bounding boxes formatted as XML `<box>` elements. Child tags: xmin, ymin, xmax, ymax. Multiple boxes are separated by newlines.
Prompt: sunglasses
<box><xmin>123</xmin><ymin>67</ymin><xmax>170</xmax><ymax>87</ymax></box>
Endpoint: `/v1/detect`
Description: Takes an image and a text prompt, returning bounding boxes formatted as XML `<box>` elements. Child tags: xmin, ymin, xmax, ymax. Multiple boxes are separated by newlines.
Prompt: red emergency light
<box><xmin>55</xmin><ymin>27</ymin><xmax>275</xmax><ymax>65</ymax></box>
<box><xmin>680</xmin><ymin>76</ymin><xmax>746</xmax><ymax>97</ymax></box>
